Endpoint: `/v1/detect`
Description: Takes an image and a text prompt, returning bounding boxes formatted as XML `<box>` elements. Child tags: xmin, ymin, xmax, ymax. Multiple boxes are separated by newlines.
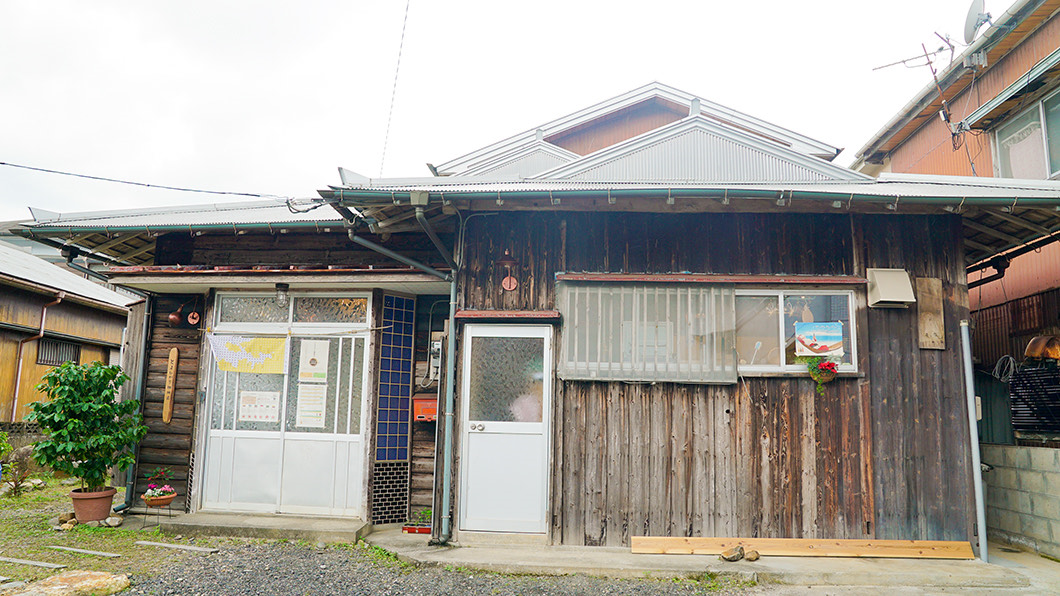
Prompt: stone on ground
<box><xmin>745</xmin><ymin>549</ymin><xmax>760</xmax><ymax>561</ymax></box>
<box><xmin>60</xmin><ymin>479</ymin><xmax>79</xmax><ymax>486</ymax></box>
<box><xmin>719</xmin><ymin>545</ymin><xmax>744</xmax><ymax>562</ymax></box>
<box><xmin>57</xmin><ymin>513</ymin><xmax>75</xmax><ymax>524</ymax></box>
<box><xmin>103</xmin><ymin>516</ymin><xmax>123</xmax><ymax>528</ymax></box>
<box><xmin>2</xmin><ymin>570</ymin><xmax>129</xmax><ymax>595</ymax></box>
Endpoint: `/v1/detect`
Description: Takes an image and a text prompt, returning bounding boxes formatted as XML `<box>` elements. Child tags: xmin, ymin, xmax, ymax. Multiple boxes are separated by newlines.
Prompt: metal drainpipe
<box><xmin>436</xmin><ymin>211</ymin><xmax>495</xmax><ymax>545</ymax></box>
<box><xmin>115</xmin><ymin>294</ymin><xmax>153</xmax><ymax>512</ymax></box>
<box><xmin>960</xmin><ymin>320</ymin><xmax>988</xmax><ymax>563</ymax></box>
<box><xmin>11</xmin><ymin>292</ymin><xmax>65</xmax><ymax>422</ymax></box>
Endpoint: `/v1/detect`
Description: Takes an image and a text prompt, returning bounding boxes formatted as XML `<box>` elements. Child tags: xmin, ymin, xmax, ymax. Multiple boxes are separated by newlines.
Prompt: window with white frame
<box><xmin>208</xmin><ymin>292</ymin><xmax>371</xmax><ymax>434</ymax></box>
<box><xmin>556</xmin><ymin>283</ymin><xmax>736</xmax><ymax>383</ymax></box>
<box><xmin>995</xmin><ymin>88</ymin><xmax>1060</xmax><ymax>180</ymax></box>
<box><xmin>734</xmin><ymin>290</ymin><xmax>856</xmax><ymax>373</ymax></box>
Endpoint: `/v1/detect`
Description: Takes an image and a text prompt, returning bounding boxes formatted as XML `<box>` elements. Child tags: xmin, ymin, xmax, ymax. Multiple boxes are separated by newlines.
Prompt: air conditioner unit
<box><xmin>867</xmin><ymin>268</ymin><xmax>916</xmax><ymax>308</ymax></box>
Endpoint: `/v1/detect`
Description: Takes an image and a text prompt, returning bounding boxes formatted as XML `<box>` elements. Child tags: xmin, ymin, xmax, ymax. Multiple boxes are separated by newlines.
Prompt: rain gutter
<box><xmin>11</xmin><ymin>292</ymin><xmax>65</xmax><ymax>422</ymax></box>
<box><xmin>330</xmin><ymin>187</ymin><xmax>1060</xmax><ymax>206</ymax></box>
<box><xmin>960</xmin><ymin>320</ymin><xmax>989</xmax><ymax>563</ymax></box>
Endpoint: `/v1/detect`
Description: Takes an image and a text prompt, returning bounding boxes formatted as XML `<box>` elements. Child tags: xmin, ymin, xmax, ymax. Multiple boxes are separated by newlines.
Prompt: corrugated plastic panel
<box><xmin>561</xmin><ymin>129</ymin><xmax>832</xmax><ymax>183</ymax></box>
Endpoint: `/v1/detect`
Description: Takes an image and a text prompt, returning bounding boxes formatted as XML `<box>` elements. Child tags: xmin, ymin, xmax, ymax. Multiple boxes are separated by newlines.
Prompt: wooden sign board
<box><xmin>163</xmin><ymin>348</ymin><xmax>178</xmax><ymax>424</ymax></box>
<box><xmin>916</xmin><ymin>277</ymin><xmax>945</xmax><ymax>350</ymax></box>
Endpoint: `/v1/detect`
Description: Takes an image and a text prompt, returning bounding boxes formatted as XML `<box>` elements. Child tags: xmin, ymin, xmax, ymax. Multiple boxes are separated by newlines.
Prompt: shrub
<box><xmin>28</xmin><ymin>362</ymin><xmax>147</xmax><ymax>492</ymax></box>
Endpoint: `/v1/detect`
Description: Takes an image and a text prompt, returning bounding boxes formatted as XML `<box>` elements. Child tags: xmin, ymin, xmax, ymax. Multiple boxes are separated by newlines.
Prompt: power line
<box><xmin>378</xmin><ymin>0</ymin><xmax>412</xmax><ymax>178</ymax></box>
<box><xmin>0</xmin><ymin>160</ymin><xmax>278</xmax><ymax>199</ymax></box>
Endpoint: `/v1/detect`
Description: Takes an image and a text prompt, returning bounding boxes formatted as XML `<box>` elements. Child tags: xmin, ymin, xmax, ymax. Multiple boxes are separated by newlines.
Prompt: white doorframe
<box><xmin>196</xmin><ymin>291</ymin><xmax>373</xmax><ymax>517</ymax></box>
<box><xmin>458</xmin><ymin>324</ymin><xmax>553</xmax><ymax>534</ymax></box>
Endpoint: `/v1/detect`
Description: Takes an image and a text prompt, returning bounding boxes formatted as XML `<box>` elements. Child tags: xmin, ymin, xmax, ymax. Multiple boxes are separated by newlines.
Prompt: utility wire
<box><xmin>0</xmin><ymin>160</ymin><xmax>278</xmax><ymax>199</ymax></box>
<box><xmin>378</xmin><ymin>0</ymin><xmax>412</xmax><ymax>178</ymax></box>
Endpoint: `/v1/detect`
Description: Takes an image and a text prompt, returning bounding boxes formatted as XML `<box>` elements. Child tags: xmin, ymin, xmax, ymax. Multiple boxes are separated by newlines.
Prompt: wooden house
<box><xmin>0</xmin><ymin>241</ymin><xmax>136</xmax><ymax>424</ymax></box>
<box><xmin>852</xmin><ymin>0</ymin><xmax>1060</xmax><ymax>557</ymax></box>
<box><xmin>15</xmin><ymin>83</ymin><xmax>1060</xmax><ymax>553</ymax></box>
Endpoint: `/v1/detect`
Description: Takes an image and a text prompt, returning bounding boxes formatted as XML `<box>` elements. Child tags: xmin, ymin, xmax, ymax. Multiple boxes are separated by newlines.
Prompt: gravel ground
<box><xmin>127</xmin><ymin>540</ymin><xmax>759</xmax><ymax>595</ymax></box>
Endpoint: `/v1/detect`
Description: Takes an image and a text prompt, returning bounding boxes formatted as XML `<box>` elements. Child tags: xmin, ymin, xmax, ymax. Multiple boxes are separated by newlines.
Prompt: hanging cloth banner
<box><xmin>206</xmin><ymin>334</ymin><xmax>287</xmax><ymax>374</ymax></box>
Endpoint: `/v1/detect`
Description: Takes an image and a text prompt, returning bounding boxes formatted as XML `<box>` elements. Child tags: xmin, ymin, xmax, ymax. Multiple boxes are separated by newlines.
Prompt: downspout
<box><xmin>11</xmin><ymin>292</ymin><xmax>65</xmax><ymax>422</ymax></box>
<box><xmin>435</xmin><ymin>211</ymin><xmax>495</xmax><ymax>545</ymax></box>
<box><xmin>114</xmin><ymin>294</ymin><xmax>153</xmax><ymax>513</ymax></box>
<box><xmin>960</xmin><ymin>320</ymin><xmax>989</xmax><ymax>563</ymax></box>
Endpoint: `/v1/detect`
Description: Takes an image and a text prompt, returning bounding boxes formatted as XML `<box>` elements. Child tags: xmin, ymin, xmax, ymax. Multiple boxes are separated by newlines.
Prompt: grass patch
<box><xmin>355</xmin><ymin>540</ymin><xmax>415</xmax><ymax>571</ymax></box>
<box><xmin>662</xmin><ymin>571</ymin><xmax>757</xmax><ymax>592</ymax></box>
<box><xmin>0</xmin><ymin>477</ymin><xmax>221</xmax><ymax>584</ymax></box>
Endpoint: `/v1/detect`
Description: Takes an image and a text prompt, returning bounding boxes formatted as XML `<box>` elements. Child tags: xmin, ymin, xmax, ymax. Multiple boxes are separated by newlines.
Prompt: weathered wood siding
<box><xmin>134</xmin><ymin>294</ymin><xmax>202</xmax><ymax>510</ymax></box>
<box><xmin>455</xmin><ymin>211</ymin><xmax>971</xmax><ymax>545</ymax></box>
<box><xmin>155</xmin><ymin>230</ymin><xmax>451</xmax><ymax>269</ymax></box>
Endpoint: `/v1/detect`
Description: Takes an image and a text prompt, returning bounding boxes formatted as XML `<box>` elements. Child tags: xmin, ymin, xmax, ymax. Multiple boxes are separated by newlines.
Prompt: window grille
<box><xmin>557</xmin><ymin>283</ymin><xmax>736</xmax><ymax>383</ymax></box>
<box><xmin>37</xmin><ymin>338</ymin><xmax>80</xmax><ymax>366</ymax></box>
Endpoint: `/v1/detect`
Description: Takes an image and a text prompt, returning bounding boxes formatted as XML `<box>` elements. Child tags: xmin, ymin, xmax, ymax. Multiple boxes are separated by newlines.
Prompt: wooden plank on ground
<box><xmin>0</xmin><ymin>556</ymin><xmax>66</xmax><ymax>569</ymax></box>
<box><xmin>47</xmin><ymin>546</ymin><xmax>122</xmax><ymax>558</ymax></box>
<box><xmin>135</xmin><ymin>541</ymin><xmax>218</xmax><ymax>553</ymax></box>
<box><xmin>630</xmin><ymin>537</ymin><xmax>974</xmax><ymax>559</ymax></box>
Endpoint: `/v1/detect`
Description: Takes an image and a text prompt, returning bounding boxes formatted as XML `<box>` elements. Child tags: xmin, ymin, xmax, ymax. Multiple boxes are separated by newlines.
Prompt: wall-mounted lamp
<box><xmin>275</xmin><ymin>282</ymin><xmax>290</xmax><ymax>307</ymax></box>
<box><xmin>496</xmin><ymin>250</ymin><xmax>518</xmax><ymax>292</ymax></box>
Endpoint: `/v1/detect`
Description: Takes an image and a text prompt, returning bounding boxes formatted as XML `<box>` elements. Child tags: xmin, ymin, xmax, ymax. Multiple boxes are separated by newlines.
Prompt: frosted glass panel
<box><xmin>293</xmin><ymin>297</ymin><xmax>367</xmax><ymax>323</ymax></box>
<box><xmin>349</xmin><ymin>338</ymin><xmax>365</xmax><ymax>434</ymax></box>
<box><xmin>468</xmin><ymin>337</ymin><xmax>544</xmax><ymax>422</ymax></box>
<box><xmin>285</xmin><ymin>337</ymin><xmax>340</xmax><ymax>433</ymax></box>
<box><xmin>1045</xmin><ymin>93</ymin><xmax>1060</xmax><ymax>176</ymax></box>
<box><xmin>735</xmin><ymin>295</ymin><xmax>781</xmax><ymax>366</ymax></box>
<box><xmin>219</xmin><ymin>296</ymin><xmax>288</xmax><ymax>323</ymax></box>
<box><xmin>998</xmin><ymin>108</ymin><xmax>1046</xmax><ymax>179</ymax></box>
<box><xmin>557</xmin><ymin>283</ymin><xmax>736</xmax><ymax>383</ymax></box>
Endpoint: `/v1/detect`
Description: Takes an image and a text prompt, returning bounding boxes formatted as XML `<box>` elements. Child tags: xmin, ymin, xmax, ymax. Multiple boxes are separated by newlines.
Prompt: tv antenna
<box><xmin>964</xmin><ymin>0</ymin><xmax>992</xmax><ymax>44</ymax></box>
<box><xmin>872</xmin><ymin>33</ymin><xmax>955</xmax><ymax>71</ymax></box>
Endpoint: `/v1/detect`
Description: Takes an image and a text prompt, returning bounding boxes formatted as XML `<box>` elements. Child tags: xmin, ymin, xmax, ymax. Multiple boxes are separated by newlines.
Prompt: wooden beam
<box><xmin>118</xmin><ymin>241</ymin><xmax>157</xmax><ymax>261</ymax></box>
<box><xmin>984</xmin><ymin>209</ymin><xmax>1053</xmax><ymax>236</ymax></box>
<box><xmin>0</xmin><ymin>556</ymin><xmax>66</xmax><ymax>569</ymax></box>
<box><xmin>90</xmin><ymin>233</ymin><xmax>143</xmax><ymax>253</ymax></box>
<box><xmin>630</xmin><ymin>537</ymin><xmax>975</xmax><ymax>559</ymax></box>
<box><xmin>962</xmin><ymin>219</ymin><xmax>1023</xmax><ymax>245</ymax></box>
<box><xmin>964</xmin><ymin>238</ymin><xmax>997</xmax><ymax>254</ymax></box>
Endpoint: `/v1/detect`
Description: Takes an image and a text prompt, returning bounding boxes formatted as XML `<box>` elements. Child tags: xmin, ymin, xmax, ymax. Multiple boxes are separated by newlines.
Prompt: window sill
<box><xmin>737</xmin><ymin>371</ymin><xmax>864</xmax><ymax>379</ymax></box>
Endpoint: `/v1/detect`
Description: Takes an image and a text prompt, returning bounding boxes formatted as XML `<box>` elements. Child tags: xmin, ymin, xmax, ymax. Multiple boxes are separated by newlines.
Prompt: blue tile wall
<box><xmin>376</xmin><ymin>294</ymin><xmax>414</xmax><ymax>462</ymax></box>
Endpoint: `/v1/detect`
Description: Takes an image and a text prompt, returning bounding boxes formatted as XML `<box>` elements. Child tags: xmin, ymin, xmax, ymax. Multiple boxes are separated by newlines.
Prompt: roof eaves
<box><xmin>854</xmin><ymin>0</ymin><xmax>1047</xmax><ymax>162</ymax></box>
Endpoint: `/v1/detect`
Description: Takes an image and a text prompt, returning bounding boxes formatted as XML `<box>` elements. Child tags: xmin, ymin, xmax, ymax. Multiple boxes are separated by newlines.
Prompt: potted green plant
<box><xmin>403</xmin><ymin>508</ymin><xmax>432</xmax><ymax>534</ymax></box>
<box><xmin>28</xmin><ymin>362</ymin><xmax>147</xmax><ymax>522</ymax></box>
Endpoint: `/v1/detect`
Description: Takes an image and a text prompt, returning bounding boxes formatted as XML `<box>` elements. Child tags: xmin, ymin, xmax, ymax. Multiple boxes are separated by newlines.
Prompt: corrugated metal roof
<box><xmin>0</xmin><ymin>241</ymin><xmax>136</xmax><ymax>308</ymax></box>
<box><xmin>23</xmin><ymin>199</ymin><xmax>343</xmax><ymax>230</ymax></box>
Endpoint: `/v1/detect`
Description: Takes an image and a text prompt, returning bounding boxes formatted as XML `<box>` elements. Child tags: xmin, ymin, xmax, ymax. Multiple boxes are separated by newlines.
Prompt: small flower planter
<box><xmin>142</xmin><ymin>493</ymin><xmax>177</xmax><ymax>508</ymax></box>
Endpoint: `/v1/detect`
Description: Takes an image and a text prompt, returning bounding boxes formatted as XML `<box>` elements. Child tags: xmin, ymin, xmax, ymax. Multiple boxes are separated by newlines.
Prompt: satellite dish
<box><xmin>964</xmin><ymin>0</ymin><xmax>992</xmax><ymax>44</ymax></box>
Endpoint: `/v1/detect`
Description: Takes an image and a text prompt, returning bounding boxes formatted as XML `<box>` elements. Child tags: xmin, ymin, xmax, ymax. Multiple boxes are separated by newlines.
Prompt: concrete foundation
<box><xmin>156</xmin><ymin>512</ymin><xmax>371</xmax><ymax>544</ymax></box>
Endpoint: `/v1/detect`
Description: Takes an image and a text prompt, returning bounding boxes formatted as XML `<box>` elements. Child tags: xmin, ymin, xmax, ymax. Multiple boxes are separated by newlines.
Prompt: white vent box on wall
<box><xmin>867</xmin><ymin>268</ymin><xmax>917</xmax><ymax>308</ymax></box>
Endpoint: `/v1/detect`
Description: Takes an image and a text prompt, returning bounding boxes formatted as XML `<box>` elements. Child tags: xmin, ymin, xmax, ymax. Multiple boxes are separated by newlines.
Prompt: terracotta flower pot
<box><xmin>142</xmin><ymin>493</ymin><xmax>177</xmax><ymax>508</ymax></box>
<box><xmin>70</xmin><ymin>487</ymin><xmax>117</xmax><ymax>522</ymax></box>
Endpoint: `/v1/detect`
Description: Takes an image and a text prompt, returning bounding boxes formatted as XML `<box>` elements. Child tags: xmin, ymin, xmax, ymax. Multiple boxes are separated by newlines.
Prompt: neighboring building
<box><xmin>0</xmin><ymin>241</ymin><xmax>138</xmax><ymax>424</ymax></box>
<box><xmin>852</xmin><ymin>0</ymin><xmax>1060</xmax><ymax>557</ymax></box>
<box><xmin>15</xmin><ymin>83</ymin><xmax>1060</xmax><ymax>554</ymax></box>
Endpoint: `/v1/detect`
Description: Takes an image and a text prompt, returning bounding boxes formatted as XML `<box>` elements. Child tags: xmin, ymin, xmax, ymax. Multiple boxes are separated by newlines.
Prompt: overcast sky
<box><xmin>0</xmin><ymin>0</ymin><xmax>995</xmax><ymax>222</ymax></box>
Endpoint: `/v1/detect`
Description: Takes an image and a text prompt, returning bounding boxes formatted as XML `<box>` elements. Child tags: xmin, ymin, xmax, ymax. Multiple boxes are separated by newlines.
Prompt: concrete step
<box><xmin>156</xmin><ymin>512</ymin><xmax>371</xmax><ymax>544</ymax></box>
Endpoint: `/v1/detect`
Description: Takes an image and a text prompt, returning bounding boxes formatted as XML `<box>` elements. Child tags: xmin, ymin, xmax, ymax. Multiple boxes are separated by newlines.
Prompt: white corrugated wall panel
<box><xmin>564</xmin><ymin>129</ymin><xmax>832</xmax><ymax>183</ymax></box>
<box><xmin>472</xmin><ymin>150</ymin><xmax>570</xmax><ymax>179</ymax></box>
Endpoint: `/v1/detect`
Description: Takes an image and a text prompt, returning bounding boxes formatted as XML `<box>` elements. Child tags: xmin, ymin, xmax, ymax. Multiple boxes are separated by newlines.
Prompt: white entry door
<box><xmin>200</xmin><ymin>293</ymin><xmax>371</xmax><ymax>517</ymax></box>
<box><xmin>459</xmin><ymin>324</ymin><xmax>552</xmax><ymax>533</ymax></box>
